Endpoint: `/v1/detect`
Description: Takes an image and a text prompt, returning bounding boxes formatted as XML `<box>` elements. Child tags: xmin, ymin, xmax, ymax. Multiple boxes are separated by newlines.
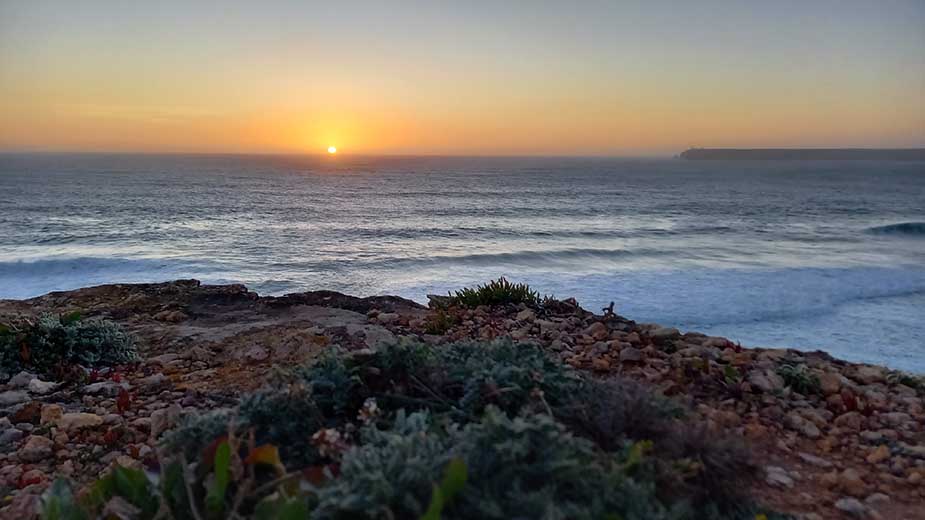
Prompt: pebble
<box><xmin>747</xmin><ymin>369</ymin><xmax>784</xmax><ymax>393</ymax></box>
<box><xmin>17</xmin><ymin>435</ymin><xmax>54</xmax><ymax>462</ymax></box>
<box><xmin>798</xmin><ymin>451</ymin><xmax>833</xmax><ymax>468</ymax></box>
<box><xmin>834</xmin><ymin>497</ymin><xmax>867</xmax><ymax>517</ymax></box>
<box><xmin>56</xmin><ymin>412</ymin><xmax>104</xmax><ymax>432</ymax></box>
<box><xmin>27</xmin><ymin>378</ymin><xmax>58</xmax><ymax>395</ymax></box>
<box><xmin>619</xmin><ymin>347</ymin><xmax>644</xmax><ymax>363</ymax></box>
<box><xmin>765</xmin><ymin>466</ymin><xmax>794</xmax><ymax>488</ymax></box>
<box><xmin>40</xmin><ymin>404</ymin><xmax>64</xmax><ymax>425</ymax></box>
<box><xmin>866</xmin><ymin>445</ymin><xmax>890</xmax><ymax>464</ymax></box>
<box><xmin>839</xmin><ymin>468</ymin><xmax>867</xmax><ymax>497</ymax></box>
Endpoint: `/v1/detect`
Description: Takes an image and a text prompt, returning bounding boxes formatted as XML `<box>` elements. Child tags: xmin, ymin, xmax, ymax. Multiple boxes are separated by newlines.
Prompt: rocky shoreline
<box><xmin>1</xmin><ymin>280</ymin><xmax>923</xmax><ymax>519</ymax></box>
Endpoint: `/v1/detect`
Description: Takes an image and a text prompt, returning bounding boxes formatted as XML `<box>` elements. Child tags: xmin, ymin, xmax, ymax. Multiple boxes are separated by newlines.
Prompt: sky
<box><xmin>1</xmin><ymin>0</ymin><xmax>923</xmax><ymax>156</ymax></box>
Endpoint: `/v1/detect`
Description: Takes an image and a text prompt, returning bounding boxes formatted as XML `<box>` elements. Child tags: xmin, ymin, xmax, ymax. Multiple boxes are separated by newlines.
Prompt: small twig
<box><xmin>251</xmin><ymin>471</ymin><xmax>305</xmax><ymax>498</ymax></box>
<box><xmin>179</xmin><ymin>453</ymin><xmax>205</xmax><ymax>520</ymax></box>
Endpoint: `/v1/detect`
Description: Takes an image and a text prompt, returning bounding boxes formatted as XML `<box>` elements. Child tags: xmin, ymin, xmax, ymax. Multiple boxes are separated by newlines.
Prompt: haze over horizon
<box><xmin>2</xmin><ymin>0</ymin><xmax>924</xmax><ymax>156</ymax></box>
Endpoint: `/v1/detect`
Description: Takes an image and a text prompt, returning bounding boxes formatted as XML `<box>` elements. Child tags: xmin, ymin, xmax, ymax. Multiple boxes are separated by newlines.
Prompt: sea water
<box><xmin>1</xmin><ymin>154</ymin><xmax>923</xmax><ymax>372</ymax></box>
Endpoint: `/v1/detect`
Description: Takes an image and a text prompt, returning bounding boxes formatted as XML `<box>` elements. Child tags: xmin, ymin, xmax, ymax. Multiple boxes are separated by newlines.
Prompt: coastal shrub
<box><xmin>450</xmin><ymin>277</ymin><xmax>540</xmax><ymax>308</ymax></box>
<box><xmin>297</xmin><ymin>338</ymin><xmax>582</xmax><ymax>422</ymax></box>
<box><xmin>423</xmin><ymin>309</ymin><xmax>459</xmax><ymax>335</ymax></box>
<box><xmin>0</xmin><ymin>313</ymin><xmax>136</xmax><ymax>381</ymax></box>
<box><xmin>163</xmin><ymin>383</ymin><xmax>327</xmax><ymax>468</ymax></box>
<box><xmin>560</xmin><ymin>378</ymin><xmax>756</xmax><ymax>515</ymax></box>
<box><xmin>776</xmin><ymin>363</ymin><xmax>821</xmax><ymax>395</ymax></box>
<box><xmin>314</xmin><ymin>408</ymin><xmax>670</xmax><ymax>520</ymax></box>
<box><xmin>51</xmin><ymin>338</ymin><xmax>777</xmax><ymax>520</ymax></box>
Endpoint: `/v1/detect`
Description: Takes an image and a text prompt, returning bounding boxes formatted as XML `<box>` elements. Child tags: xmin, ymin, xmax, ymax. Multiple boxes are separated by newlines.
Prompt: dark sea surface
<box><xmin>1</xmin><ymin>153</ymin><xmax>923</xmax><ymax>372</ymax></box>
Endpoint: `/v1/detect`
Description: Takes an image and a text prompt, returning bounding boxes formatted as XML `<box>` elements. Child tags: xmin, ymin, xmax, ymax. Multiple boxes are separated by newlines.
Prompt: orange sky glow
<box><xmin>1</xmin><ymin>1</ymin><xmax>923</xmax><ymax>156</ymax></box>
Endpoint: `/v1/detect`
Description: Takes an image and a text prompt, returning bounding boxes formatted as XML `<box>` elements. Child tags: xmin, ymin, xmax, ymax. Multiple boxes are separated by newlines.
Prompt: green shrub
<box><xmin>0</xmin><ymin>313</ymin><xmax>136</xmax><ymax>381</ymax></box>
<box><xmin>314</xmin><ymin>408</ymin><xmax>671</xmax><ymax>520</ymax></box>
<box><xmin>298</xmin><ymin>339</ymin><xmax>582</xmax><ymax>422</ymax></box>
<box><xmin>50</xmin><ymin>338</ymin><xmax>775</xmax><ymax>520</ymax></box>
<box><xmin>451</xmin><ymin>277</ymin><xmax>540</xmax><ymax>308</ymax></box>
<box><xmin>776</xmin><ymin>364</ymin><xmax>821</xmax><ymax>395</ymax></box>
<box><xmin>423</xmin><ymin>309</ymin><xmax>459</xmax><ymax>335</ymax></box>
<box><xmin>163</xmin><ymin>383</ymin><xmax>326</xmax><ymax>468</ymax></box>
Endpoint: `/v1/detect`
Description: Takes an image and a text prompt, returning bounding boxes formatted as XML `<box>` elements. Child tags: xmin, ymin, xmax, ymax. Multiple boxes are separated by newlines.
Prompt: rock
<box><xmin>17</xmin><ymin>435</ymin><xmax>54</xmax><ymax>462</ymax></box>
<box><xmin>901</xmin><ymin>443</ymin><xmax>925</xmax><ymax>459</ymax></box>
<box><xmin>591</xmin><ymin>358</ymin><xmax>611</xmax><ymax>371</ymax></box>
<box><xmin>834</xmin><ymin>497</ymin><xmax>867</xmax><ymax>517</ymax></box>
<box><xmin>838</xmin><ymin>468</ymin><xmax>867</xmax><ymax>496</ymax></box>
<box><xmin>102</xmin><ymin>496</ymin><xmax>142</xmax><ymax>519</ymax></box>
<box><xmin>12</xmin><ymin>400</ymin><xmax>42</xmax><ymax>424</ymax></box>
<box><xmin>785</xmin><ymin>413</ymin><xmax>821</xmax><ymax>439</ymax></box>
<box><xmin>651</xmin><ymin>327</ymin><xmax>680</xmax><ymax>342</ymax></box>
<box><xmin>56</xmin><ymin>412</ymin><xmax>103</xmax><ymax>432</ymax></box>
<box><xmin>147</xmin><ymin>353</ymin><xmax>180</xmax><ymax>365</ymax></box>
<box><xmin>853</xmin><ymin>366</ymin><xmax>885</xmax><ymax>385</ymax></box>
<box><xmin>138</xmin><ymin>373</ymin><xmax>169</xmax><ymax>391</ymax></box>
<box><xmin>0</xmin><ymin>428</ymin><xmax>24</xmax><ymax>446</ymax></box>
<box><xmin>765</xmin><ymin>466</ymin><xmax>794</xmax><ymax>488</ymax></box>
<box><xmin>82</xmin><ymin>381</ymin><xmax>126</xmax><ymax>396</ymax></box>
<box><xmin>619</xmin><ymin>347</ymin><xmax>644</xmax><ymax>363</ymax></box>
<box><xmin>8</xmin><ymin>371</ymin><xmax>37</xmax><ymax>388</ymax></box>
<box><xmin>834</xmin><ymin>411</ymin><xmax>864</xmax><ymax>430</ymax></box>
<box><xmin>818</xmin><ymin>372</ymin><xmax>842</xmax><ymax>395</ymax></box>
<box><xmin>747</xmin><ymin>369</ymin><xmax>784</xmax><ymax>393</ymax></box>
<box><xmin>866</xmin><ymin>445</ymin><xmax>890</xmax><ymax>464</ymax></box>
<box><xmin>235</xmin><ymin>345</ymin><xmax>269</xmax><ymax>363</ymax></box>
<box><xmin>515</xmin><ymin>309</ymin><xmax>535</xmax><ymax>321</ymax></box>
<box><xmin>27</xmin><ymin>378</ymin><xmax>58</xmax><ymax>395</ymax></box>
<box><xmin>859</xmin><ymin>430</ymin><xmax>884</xmax><ymax>444</ymax></box>
<box><xmin>0</xmin><ymin>390</ymin><xmax>29</xmax><ymax>406</ymax></box>
<box><xmin>154</xmin><ymin>310</ymin><xmax>187</xmax><ymax>323</ymax></box>
<box><xmin>376</xmin><ymin>312</ymin><xmax>399</xmax><ymax>325</ymax></box>
<box><xmin>798</xmin><ymin>452</ymin><xmax>833</xmax><ymax>468</ymax></box>
<box><xmin>19</xmin><ymin>468</ymin><xmax>47</xmax><ymax>486</ymax></box>
<box><xmin>865</xmin><ymin>492</ymin><xmax>890</xmax><ymax>505</ymax></box>
<box><xmin>878</xmin><ymin>412</ymin><xmax>911</xmax><ymax>427</ymax></box>
<box><xmin>182</xmin><ymin>346</ymin><xmax>212</xmax><ymax>362</ymax></box>
<box><xmin>585</xmin><ymin>322</ymin><xmax>609</xmax><ymax>341</ymax></box>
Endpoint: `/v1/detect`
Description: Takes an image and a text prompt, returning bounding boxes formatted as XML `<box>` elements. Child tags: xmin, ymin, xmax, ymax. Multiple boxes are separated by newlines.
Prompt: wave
<box><xmin>867</xmin><ymin>222</ymin><xmax>925</xmax><ymax>236</ymax></box>
<box><xmin>380</xmin><ymin>247</ymin><xmax>670</xmax><ymax>269</ymax></box>
<box><xmin>0</xmin><ymin>257</ymin><xmax>218</xmax><ymax>300</ymax></box>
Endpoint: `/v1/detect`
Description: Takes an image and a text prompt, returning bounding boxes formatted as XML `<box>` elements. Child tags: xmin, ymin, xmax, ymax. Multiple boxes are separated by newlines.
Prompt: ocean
<box><xmin>1</xmin><ymin>153</ymin><xmax>923</xmax><ymax>372</ymax></box>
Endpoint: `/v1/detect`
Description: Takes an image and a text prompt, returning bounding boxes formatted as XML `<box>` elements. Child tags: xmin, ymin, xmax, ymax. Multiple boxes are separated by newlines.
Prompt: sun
<box><xmin>327</xmin><ymin>146</ymin><xmax>337</xmax><ymax>154</ymax></box>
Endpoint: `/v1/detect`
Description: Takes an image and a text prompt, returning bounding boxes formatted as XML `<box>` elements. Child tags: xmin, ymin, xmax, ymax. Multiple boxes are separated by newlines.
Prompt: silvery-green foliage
<box><xmin>314</xmin><ymin>408</ymin><xmax>673</xmax><ymax>520</ymax></box>
<box><xmin>0</xmin><ymin>313</ymin><xmax>136</xmax><ymax>380</ymax></box>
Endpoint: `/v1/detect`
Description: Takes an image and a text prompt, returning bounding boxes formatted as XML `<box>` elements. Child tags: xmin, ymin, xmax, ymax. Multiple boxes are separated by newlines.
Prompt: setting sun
<box><xmin>327</xmin><ymin>146</ymin><xmax>337</xmax><ymax>154</ymax></box>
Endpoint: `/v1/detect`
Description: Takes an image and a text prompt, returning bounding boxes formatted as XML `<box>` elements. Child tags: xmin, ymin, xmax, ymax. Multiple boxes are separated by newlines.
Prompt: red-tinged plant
<box><xmin>116</xmin><ymin>388</ymin><xmax>131</xmax><ymax>413</ymax></box>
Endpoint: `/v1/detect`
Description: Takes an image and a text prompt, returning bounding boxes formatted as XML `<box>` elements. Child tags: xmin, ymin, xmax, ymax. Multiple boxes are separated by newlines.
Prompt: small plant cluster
<box><xmin>43</xmin><ymin>339</ymin><xmax>783</xmax><ymax>520</ymax></box>
<box><xmin>776</xmin><ymin>363</ymin><xmax>822</xmax><ymax>395</ymax></box>
<box><xmin>0</xmin><ymin>313</ymin><xmax>137</xmax><ymax>382</ymax></box>
<box><xmin>450</xmin><ymin>277</ymin><xmax>541</xmax><ymax>308</ymax></box>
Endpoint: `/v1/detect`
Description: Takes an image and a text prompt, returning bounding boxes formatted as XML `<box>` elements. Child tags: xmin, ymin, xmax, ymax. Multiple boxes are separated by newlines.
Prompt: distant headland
<box><xmin>679</xmin><ymin>148</ymin><xmax>925</xmax><ymax>160</ymax></box>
